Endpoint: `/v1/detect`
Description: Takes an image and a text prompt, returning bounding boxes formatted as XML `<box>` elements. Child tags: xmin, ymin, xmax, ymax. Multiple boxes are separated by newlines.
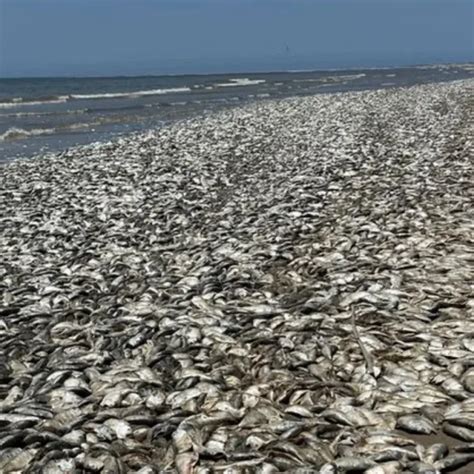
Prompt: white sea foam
<box><xmin>70</xmin><ymin>87</ymin><xmax>191</xmax><ymax>100</ymax></box>
<box><xmin>327</xmin><ymin>73</ymin><xmax>366</xmax><ymax>81</ymax></box>
<box><xmin>0</xmin><ymin>122</ymin><xmax>94</xmax><ymax>141</ymax></box>
<box><xmin>0</xmin><ymin>88</ymin><xmax>191</xmax><ymax>109</ymax></box>
<box><xmin>0</xmin><ymin>127</ymin><xmax>56</xmax><ymax>141</ymax></box>
<box><xmin>0</xmin><ymin>97</ymin><xmax>69</xmax><ymax>109</ymax></box>
<box><xmin>301</xmin><ymin>73</ymin><xmax>366</xmax><ymax>85</ymax></box>
<box><xmin>3</xmin><ymin>108</ymin><xmax>88</xmax><ymax>118</ymax></box>
<box><xmin>294</xmin><ymin>79</ymin><xmax>322</xmax><ymax>83</ymax></box>
<box><xmin>215</xmin><ymin>78</ymin><xmax>266</xmax><ymax>87</ymax></box>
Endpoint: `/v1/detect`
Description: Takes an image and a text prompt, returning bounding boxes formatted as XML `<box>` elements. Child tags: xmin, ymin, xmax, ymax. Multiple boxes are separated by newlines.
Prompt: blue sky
<box><xmin>0</xmin><ymin>0</ymin><xmax>472</xmax><ymax>77</ymax></box>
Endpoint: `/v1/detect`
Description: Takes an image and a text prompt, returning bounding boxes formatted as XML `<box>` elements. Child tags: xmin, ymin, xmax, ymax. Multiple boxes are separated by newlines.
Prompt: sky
<box><xmin>0</xmin><ymin>0</ymin><xmax>473</xmax><ymax>78</ymax></box>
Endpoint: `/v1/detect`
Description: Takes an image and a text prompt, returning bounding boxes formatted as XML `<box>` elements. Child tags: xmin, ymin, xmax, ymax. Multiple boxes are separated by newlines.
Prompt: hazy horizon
<box><xmin>1</xmin><ymin>0</ymin><xmax>473</xmax><ymax>79</ymax></box>
<box><xmin>1</xmin><ymin>57</ymin><xmax>474</xmax><ymax>80</ymax></box>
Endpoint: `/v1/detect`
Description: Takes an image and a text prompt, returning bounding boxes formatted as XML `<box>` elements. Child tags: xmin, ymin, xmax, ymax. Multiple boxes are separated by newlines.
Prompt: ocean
<box><xmin>1</xmin><ymin>63</ymin><xmax>473</xmax><ymax>162</ymax></box>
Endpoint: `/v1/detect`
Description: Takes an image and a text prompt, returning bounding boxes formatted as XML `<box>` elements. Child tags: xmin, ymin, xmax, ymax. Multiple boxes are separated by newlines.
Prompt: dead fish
<box><xmin>175</xmin><ymin>452</ymin><xmax>199</xmax><ymax>474</ymax></box>
<box><xmin>407</xmin><ymin>461</ymin><xmax>439</xmax><ymax>474</ymax></box>
<box><xmin>61</xmin><ymin>429</ymin><xmax>86</xmax><ymax>446</ymax></box>
<box><xmin>80</xmin><ymin>454</ymin><xmax>105</xmax><ymax>471</ymax></box>
<box><xmin>334</xmin><ymin>456</ymin><xmax>376</xmax><ymax>471</ymax></box>
<box><xmin>443</xmin><ymin>423</ymin><xmax>474</xmax><ymax>442</ymax></box>
<box><xmin>396</xmin><ymin>415</ymin><xmax>436</xmax><ymax>434</ymax></box>
<box><xmin>364</xmin><ymin>462</ymin><xmax>401</xmax><ymax>474</ymax></box>
<box><xmin>424</xmin><ymin>443</ymin><xmax>449</xmax><ymax>464</ymax></box>
<box><xmin>434</xmin><ymin>453</ymin><xmax>474</xmax><ymax>471</ymax></box>
<box><xmin>1</xmin><ymin>79</ymin><xmax>472</xmax><ymax>472</ymax></box>
<box><xmin>0</xmin><ymin>432</ymin><xmax>25</xmax><ymax>450</ymax></box>
<box><xmin>0</xmin><ymin>448</ymin><xmax>38</xmax><ymax>472</ymax></box>
<box><xmin>102</xmin><ymin>455</ymin><xmax>127</xmax><ymax>473</ymax></box>
<box><xmin>462</xmin><ymin>368</ymin><xmax>474</xmax><ymax>392</ymax></box>
<box><xmin>42</xmin><ymin>458</ymin><xmax>76</xmax><ymax>474</ymax></box>
<box><xmin>40</xmin><ymin>408</ymin><xmax>89</xmax><ymax>434</ymax></box>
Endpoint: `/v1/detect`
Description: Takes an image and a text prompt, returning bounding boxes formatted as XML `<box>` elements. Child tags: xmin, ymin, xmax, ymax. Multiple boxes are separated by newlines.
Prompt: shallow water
<box><xmin>1</xmin><ymin>63</ymin><xmax>473</xmax><ymax>162</ymax></box>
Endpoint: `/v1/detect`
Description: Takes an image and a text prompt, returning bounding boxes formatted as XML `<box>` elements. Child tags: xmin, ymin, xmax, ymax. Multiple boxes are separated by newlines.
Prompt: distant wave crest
<box><xmin>0</xmin><ymin>96</ymin><xmax>69</xmax><ymax>109</ymax></box>
<box><xmin>214</xmin><ymin>78</ymin><xmax>266</xmax><ymax>87</ymax></box>
<box><xmin>0</xmin><ymin>87</ymin><xmax>192</xmax><ymax>108</ymax></box>
<box><xmin>0</xmin><ymin>127</ymin><xmax>56</xmax><ymax>141</ymax></box>
<box><xmin>3</xmin><ymin>108</ymin><xmax>89</xmax><ymax>118</ymax></box>
<box><xmin>70</xmin><ymin>87</ymin><xmax>191</xmax><ymax>100</ymax></box>
<box><xmin>0</xmin><ymin>122</ymin><xmax>94</xmax><ymax>141</ymax></box>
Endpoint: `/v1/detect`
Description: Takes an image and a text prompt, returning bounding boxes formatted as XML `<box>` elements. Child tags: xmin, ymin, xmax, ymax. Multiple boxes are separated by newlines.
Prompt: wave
<box><xmin>0</xmin><ymin>122</ymin><xmax>95</xmax><ymax>142</ymax></box>
<box><xmin>2</xmin><ymin>108</ymin><xmax>88</xmax><ymax>118</ymax></box>
<box><xmin>293</xmin><ymin>79</ymin><xmax>322</xmax><ymax>83</ymax></box>
<box><xmin>69</xmin><ymin>87</ymin><xmax>191</xmax><ymax>100</ymax></box>
<box><xmin>0</xmin><ymin>96</ymin><xmax>69</xmax><ymax>109</ymax></box>
<box><xmin>326</xmin><ymin>73</ymin><xmax>366</xmax><ymax>81</ymax></box>
<box><xmin>292</xmin><ymin>73</ymin><xmax>366</xmax><ymax>85</ymax></box>
<box><xmin>287</xmin><ymin>69</ymin><xmax>314</xmax><ymax>73</ymax></box>
<box><xmin>345</xmin><ymin>73</ymin><xmax>366</xmax><ymax>79</ymax></box>
<box><xmin>0</xmin><ymin>87</ymin><xmax>192</xmax><ymax>109</ymax></box>
<box><xmin>0</xmin><ymin>127</ymin><xmax>56</xmax><ymax>141</ymax></box>
<box><xmin>214</xmin><ymin>78</ymin><xmax>266</xmax><ymax>87</ymax></box>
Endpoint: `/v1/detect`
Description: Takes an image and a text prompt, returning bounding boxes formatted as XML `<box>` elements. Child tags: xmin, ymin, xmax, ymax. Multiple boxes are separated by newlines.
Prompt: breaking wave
<box><xmin>0</xmin><ymin>87</ymin><xmax>192</xmax><ymax>109</ymax></box>
<box><xmin>0</xmin><ymin>122</ymin><xmax>93</xmax><ymax>142</ymax></box>
<box><xmin>3</xmin><ymin>109</ymin><xmax>88</xmax><ymax>118</ymax></box>
<box><xmin>214</xmin><ymin>78</ymin><xmax>266</xmax><ymax>87</ymax></box>
<box><xmin>0</xmin><ymin>127</ymin><xmax>56</xmax><ymax>141</ymax></box>
<box><xmin>0</xmin><ymin>96</ymin><xmax>69</xmax><ymax>109</ymax></box>
<box><xmin>69</xmin><ymin>87</ymin><xmax>191</xmax><ymax>100</ymax></box>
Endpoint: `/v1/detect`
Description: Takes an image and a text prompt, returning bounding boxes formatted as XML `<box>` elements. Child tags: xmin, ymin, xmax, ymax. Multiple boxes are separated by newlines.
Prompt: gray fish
<box><xmin>434</xmin><ymin>453</ymin><xmax>474</xmax><ymax>471</ymax></box>
<box><xmin>0</xmin><ymin>448</ymin><xmax>38</xmax><ymax>472</ymax></box>
<box><xmin>42</xmin><ymin>458</ymin><xmax>76</xmax><ymax>474</ymax></box>
<box><xmin>396</xmin><ymin>415</ymin><xmax>436</xmax><ymax>434</ymax></box>
<box><xmin>443</xmin><ymin>423</ymin><xmax>474</xmax><ymax>442</ymax></box>
<box><xmin>335</xmin><ymin>456</ymin><xmax>376</xmax><ymax>471</ymax></box>
<box><xmin>1</xmin><ymin>77</ymin><xmax>472</xmax><ymax>472</ymax></box>
<box><xmin>424</xmin><ymin>443</ymin><xmax>448</xmax><ymax>464</ymax></box>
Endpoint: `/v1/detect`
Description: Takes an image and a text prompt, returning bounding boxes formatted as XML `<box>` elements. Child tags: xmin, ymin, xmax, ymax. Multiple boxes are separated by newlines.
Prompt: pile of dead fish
<box><xmin>0</xmin><ymin>79</ymin><xmax>473</xmax><ymax>473</ymax></box>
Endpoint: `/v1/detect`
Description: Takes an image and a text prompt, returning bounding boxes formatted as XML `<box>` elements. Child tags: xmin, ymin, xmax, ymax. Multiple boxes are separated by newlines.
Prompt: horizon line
<box><xmin>1</xmin><ymin>59</ymin><xmax>473</xmax><ymax>81</ymax></box>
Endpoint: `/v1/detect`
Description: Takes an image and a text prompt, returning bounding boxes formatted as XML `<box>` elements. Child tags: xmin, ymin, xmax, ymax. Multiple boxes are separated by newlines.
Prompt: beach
<box><xmin>1</xmin><ymin>80</ymin><xmax>473</xmax><ymax>472</ymax></box>
<box><xmin>1</xmin><ymin>63</ymin><xmax>473</xmax><ymax>162</ymax></box>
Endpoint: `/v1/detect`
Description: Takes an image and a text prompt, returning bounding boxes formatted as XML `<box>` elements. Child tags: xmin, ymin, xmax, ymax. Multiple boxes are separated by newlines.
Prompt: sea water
<box><xmin>1</xmin><ymin>63</ymin><xmax>472</xmax><ymax>162</ymax></box>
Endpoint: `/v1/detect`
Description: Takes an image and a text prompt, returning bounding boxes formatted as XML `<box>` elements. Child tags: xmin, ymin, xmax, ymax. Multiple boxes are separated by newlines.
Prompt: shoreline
<box><xmin>1</xmin><ymin>68</ymin><xmax>473</xmax><ymax>164</ymax></box>
<box><xmin>1</xmin><ymin>80</ymin><xmax>473</xmax><ymax>472</ymax></box>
